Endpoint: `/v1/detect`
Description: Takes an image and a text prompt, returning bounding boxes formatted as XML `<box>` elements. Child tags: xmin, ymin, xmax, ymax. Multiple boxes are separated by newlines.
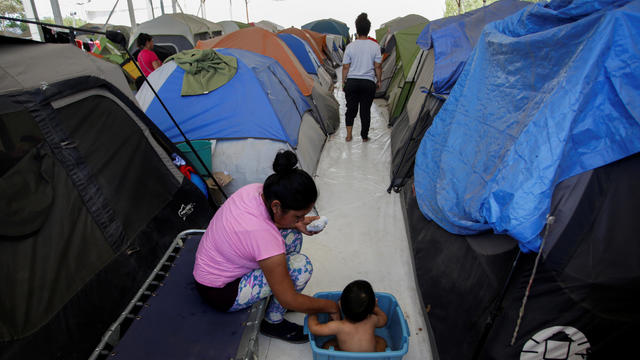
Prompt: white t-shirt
<box><xmin>342</xmin><ymin>39</ymin><xmax>382</xmax><ymax>83</ymax></box>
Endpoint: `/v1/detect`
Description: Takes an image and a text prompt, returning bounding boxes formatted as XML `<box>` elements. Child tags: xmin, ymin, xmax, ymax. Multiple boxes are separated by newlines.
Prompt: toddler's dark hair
<box><xmin>355</xmin><ymin>13</ymin><xmax>371</xmax><ymax>37</ymax></box>
<box><xmin>263</xmin><ymin>150</ymin><xmax>317</xmax><ymax>212</ymax></box>
<box><xmin>341</xmin><ymin>280</ymin><xmax>375</xmax><ymax>322</ymax></box>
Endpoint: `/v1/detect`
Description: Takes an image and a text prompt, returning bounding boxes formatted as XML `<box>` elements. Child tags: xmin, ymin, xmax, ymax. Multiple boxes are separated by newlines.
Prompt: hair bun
<box><xmin>273</xmin><ymin>150</ymin><xmax>299</xmax><ymax>174</ymax></box>
<box><xmin>357</xmin><ymin>13</ymin><xmax>368</xmax><ymax>21</ymax></box>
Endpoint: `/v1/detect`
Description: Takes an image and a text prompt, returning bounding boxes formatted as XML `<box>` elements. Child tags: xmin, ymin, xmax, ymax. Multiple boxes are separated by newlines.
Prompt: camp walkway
<box><xmin>256</xmin><ymin>73</ymin><xmax>433</xmax><ymax>360</ymax></box>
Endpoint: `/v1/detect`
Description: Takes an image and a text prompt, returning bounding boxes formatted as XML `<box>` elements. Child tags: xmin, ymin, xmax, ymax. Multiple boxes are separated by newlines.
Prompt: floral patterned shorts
<box><xmin>228</xmin><ymin>229</ymin><xmax>313</xmax><ymax>323</ymax></box>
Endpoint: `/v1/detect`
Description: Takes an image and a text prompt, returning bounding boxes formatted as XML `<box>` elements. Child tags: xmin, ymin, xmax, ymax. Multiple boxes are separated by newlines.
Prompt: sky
<box><xmin>32</xmin><ymin>0</ymin><xmax>445</xmax><ymax>33</ymax></box>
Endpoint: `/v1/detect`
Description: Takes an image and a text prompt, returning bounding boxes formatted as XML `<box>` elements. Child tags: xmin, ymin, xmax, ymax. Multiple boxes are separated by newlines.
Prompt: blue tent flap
<box><xmin>414</xmin><ymin>0</ymin><xmax>640</xmax><ymax>252</ymax></box>
<box><xmin>416</xmin><ymin>0</ymin><xmax>530</xmax><ymax>94</ymax></box>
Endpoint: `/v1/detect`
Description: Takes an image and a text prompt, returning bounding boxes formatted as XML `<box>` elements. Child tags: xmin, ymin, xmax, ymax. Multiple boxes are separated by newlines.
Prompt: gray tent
<box><xmin>389</xmin><ymin>48</ymin><xmax>445</xmax><ymax>192</ymax></box>
<box><xmin>0</xmin><ymin>37</ymin><xmax>212</xmax><ymax>359</ymax></box>
<box><xmin>377</xmin><ymin>14</ymin><xmax>428</xmax><ymax>49</ymax></box>
<box><xmin>129</xmin><ymin>14</ymin><xmax>223</xmax><ymax>54</ymax></box>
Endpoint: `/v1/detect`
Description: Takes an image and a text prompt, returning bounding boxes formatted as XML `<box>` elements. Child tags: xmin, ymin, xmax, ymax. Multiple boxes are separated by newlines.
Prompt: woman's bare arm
<box><xmin>259</xmin><ymin>254</ymin><xmax>339</xmax><ymax>315</ymax></box>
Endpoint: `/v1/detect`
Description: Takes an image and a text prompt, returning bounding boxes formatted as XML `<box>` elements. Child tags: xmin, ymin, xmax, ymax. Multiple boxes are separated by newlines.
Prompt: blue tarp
<box><xmin>278</xmin><ymin>33</ymin><xmax>318</xmax><ymax>74</ymax></box>
<box><xmin>414</xmin><ymin>0</ymin><xmax>640</xmax><ymax>252</ymax></box>
<box><xmin>416</xmin><ymin>0</ymin><xmax>530</xmax><ymax>94</ymax></box>
<box><xmin>145</xmin><ymin>48</ymin><xmax>309</xmax><ymax>146</ymax></box>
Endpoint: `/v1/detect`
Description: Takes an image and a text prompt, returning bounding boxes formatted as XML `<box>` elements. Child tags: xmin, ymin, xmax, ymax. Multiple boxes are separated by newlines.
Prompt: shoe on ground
<box><xmin>260</xmin><ymin>319</ymin><xmax>309</xmax><ymax>344</ymax></box>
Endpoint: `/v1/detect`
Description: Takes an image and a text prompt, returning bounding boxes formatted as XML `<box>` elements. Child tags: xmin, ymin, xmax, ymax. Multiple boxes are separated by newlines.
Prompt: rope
<box><xmin>510</xmin><ymin>214</ymin><xmax>555</xmax><ymax>345</ymax></box>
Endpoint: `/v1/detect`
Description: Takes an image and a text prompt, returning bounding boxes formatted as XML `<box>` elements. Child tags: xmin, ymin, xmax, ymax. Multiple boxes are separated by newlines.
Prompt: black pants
<box><xmin>195</xmin><ymin>277</ymin><xmax>241</xmax><ymax>312</ymax></box>
<box><xmin>344</xmin><ymin>78</ymin><xmax>376</xmax><ymax>139</ymax></box>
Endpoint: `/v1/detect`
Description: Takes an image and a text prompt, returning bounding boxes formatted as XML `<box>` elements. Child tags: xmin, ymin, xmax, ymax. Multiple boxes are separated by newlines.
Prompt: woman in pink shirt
<box><xmin>193</xmin><ymin>150</ymin><xmax>339</xmax><ymax>343</ymax></box>
<box><xmin>136</xmin><ymin>33</ymin><xmax>161</xmax><ymax>77</ymax></box>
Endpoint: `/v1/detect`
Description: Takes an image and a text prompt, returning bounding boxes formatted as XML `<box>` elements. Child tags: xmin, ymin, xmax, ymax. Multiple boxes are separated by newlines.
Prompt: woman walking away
<box><xmin>193</xmin><ymin>150</ymin><xmax>340</xmax><ymax>343</ymax></box>
<box><xmin>342</xmin><ymin>13</ymin><xmax>382</xmax><ymax>142</ymax></box>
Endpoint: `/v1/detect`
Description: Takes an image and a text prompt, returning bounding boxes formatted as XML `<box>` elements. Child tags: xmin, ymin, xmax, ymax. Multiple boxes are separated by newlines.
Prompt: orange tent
<box><xmin>197</xmin><ymin>27</ymin><xmax>314</xmax><ymax>96</ymax></box>
<box><xmin>302</xmin><ymin>29</ymin><xmax>330</xmax><ymax>58</ymax></box>
<box><xmin>279</xmin><ymin>27</ymin><xmax>326</xmax><ymax>63</ymax></box>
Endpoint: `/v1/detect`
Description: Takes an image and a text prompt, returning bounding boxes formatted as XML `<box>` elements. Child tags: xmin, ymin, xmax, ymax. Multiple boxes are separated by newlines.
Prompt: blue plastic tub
<box><xmin>303</xmin><ymin>292</ymin><xmax>409</xmax><ymax>360</ymax></box>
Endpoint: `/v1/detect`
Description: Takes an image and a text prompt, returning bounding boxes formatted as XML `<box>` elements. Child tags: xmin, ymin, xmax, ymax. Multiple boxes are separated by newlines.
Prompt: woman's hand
<box><xmin>295</xmin><ymin>216</ymin><xmax>320</xmax><ymax>235</ymax></box>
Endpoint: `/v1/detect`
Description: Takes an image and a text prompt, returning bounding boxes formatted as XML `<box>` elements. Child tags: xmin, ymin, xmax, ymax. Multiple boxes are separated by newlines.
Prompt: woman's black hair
<box><xmin>341</xmin><ymin>280</ymin><xmax>375</xmax><ymax>322</ymax></box>
<box><xmin>355</xmin><ymin>13</ymin><xmax>371</xmax><ymax>37</ymax></box>
<box><xmin>136</xmin><ymin>33</ymin><xmax>153</xmax><ymax>48</ymax></box>
<box><xmin>263</xmin><ymin>150</ymin><xmax>317</xmax><ymax>213</ymax></box>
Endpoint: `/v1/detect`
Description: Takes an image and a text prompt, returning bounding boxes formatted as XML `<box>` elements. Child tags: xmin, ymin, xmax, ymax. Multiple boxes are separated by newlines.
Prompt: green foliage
<box><xmin>0</xmin><ymin>0</ymin><xmax>23</xmax><ymax>15</ymax></box>
<box><xmin>445</xmin><ymin>0</ymin><xmax>499</xmax><ymax>17</ymax></box>
<box><xmin>42</xmin><ymin>16</ymin><xmax>87</xmax><ymax>27</ymax></box>
<box><xmin>0</xmin><ymin>0</ymin><xmax>26</xmax><ymax>32</ymax></box>
<box><xmin>444</xmin><ymin>0</ymin><xmax>540</xmax><ymax>17</ymax></box>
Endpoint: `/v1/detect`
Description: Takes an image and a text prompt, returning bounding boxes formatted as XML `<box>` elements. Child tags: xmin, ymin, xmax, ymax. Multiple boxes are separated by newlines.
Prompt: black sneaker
<box><xmin>260</xmin><ymin>319</ymin><xmax>309</xmax><ymax>344</ymax></box>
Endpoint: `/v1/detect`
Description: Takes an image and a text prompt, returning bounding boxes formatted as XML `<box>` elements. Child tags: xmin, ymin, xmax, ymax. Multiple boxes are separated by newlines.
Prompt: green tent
<box><xmin>386</xmin><ymin>21</ymin><xmax>429</xmax><ymax>121</ymax></box>
<box><xmin>375</xmin><ymin>26</ymin><xmax>389</xmax><ymax>43</ymax></box>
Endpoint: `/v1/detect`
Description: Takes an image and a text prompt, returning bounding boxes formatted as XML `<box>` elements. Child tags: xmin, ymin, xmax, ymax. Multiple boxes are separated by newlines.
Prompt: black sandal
<box><xmin>260</xmin><ymin>319</ymin><xmax>309</xmax><ymax>344</ymax></box>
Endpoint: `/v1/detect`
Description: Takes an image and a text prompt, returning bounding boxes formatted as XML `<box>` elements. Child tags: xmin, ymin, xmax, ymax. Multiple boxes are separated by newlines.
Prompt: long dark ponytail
<box><xmin>263</xmin><ymin>150</ymin><xmax>317</xmax><ymax>212</ymax></box>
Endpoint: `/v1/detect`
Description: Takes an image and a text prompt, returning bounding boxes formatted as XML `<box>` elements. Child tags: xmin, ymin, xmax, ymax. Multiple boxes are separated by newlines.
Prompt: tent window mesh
<box><xmin>0</xmin><ymin>110</ymin><xmax>44</xmax><ymax>177</ymax></box>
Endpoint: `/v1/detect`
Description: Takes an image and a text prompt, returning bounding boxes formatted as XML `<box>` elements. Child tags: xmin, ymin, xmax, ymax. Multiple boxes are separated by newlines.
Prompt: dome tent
<box><xmin>302</xmin><ymin>18</ymin><xmax>350</xmax><ymax>45</ymax></box>
<box><xmin>376</xmin><ymin>14</ymin><xmax>427</xmax><ymax>46</ymax></box>
<box><xmin>277</xmin><ymin>33</ymin><xmax>333</xmax><ymax>91</ymax></box>
<box><xmin>382</xmin><ymin>21</ymin><xmax>429</xmax><ymax>123</ymax></box>
<box><xmin>129</xmin><ymin>13</ymin><xmax>223</xmax><ymax>55</ymax></box>
<box><xmin>217</xmin><ymin>20</ymin><xmax>249</xmax><ymax>35</ymax></box>
<box><xmin>136</xmin><ymin>48</ymin><xmax>327</xmax><ymax>195</ymax></box>
<box><xmin>197</xmin><ymin>27</ymin><xmax>313</xmax><ymax>95</ymax></box>
<box><xmin>0</xmin><ymin>37</ymin><xmax>212</xmax><ymax>359</ymax></box>
<box><xmin>402</xmin><ymin>1</ymin><xmax>640</xmax><ymax>358</ymax></box>
<box><xmin>389</xmin><ymin>0</ymin><xmax>530</xmax><ymax>192</ymax></box>
<box><xmin>279</xmin><ymin>27</ymin><xmax>337</xmax><ymax>80</ymax></box>
<box><xmin>197</xmin><ymin>27</ymin><xmax>340</xmax><ymax>135</ymax></box>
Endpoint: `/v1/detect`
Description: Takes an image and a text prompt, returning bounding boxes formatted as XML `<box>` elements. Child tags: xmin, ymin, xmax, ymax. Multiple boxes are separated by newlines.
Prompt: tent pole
<box><xmin>244</xmin><ymin>0</ymin><xmax>249</xmax><ymax>23</ymax></box>
<box><xmin>127</xmin><ymin>0</ymin><xmax>136</xmax><ymax>28</ymax></box>
<box><xmin>21</xmin><ymin>0</ymin><xmax>44</xmax><ymax>41</ymax></box>
<box><xmin>148</xmin><ymin>0</ymin><xmax>155</xmax><ymax>19</ymax></box>
<box><xmin>49</xmin><ymin>0</ymin><xmax>63</xmax><ymax>25</ymax></box>
<box><xmin>103</xmin><ymin>0</ymin><xmax>121</xmax><ymax>29</ymax></box>
<box><xmin>472</xmin><ymin>250</ymin><xmax>522</xmax><ymax>359</ymax></box>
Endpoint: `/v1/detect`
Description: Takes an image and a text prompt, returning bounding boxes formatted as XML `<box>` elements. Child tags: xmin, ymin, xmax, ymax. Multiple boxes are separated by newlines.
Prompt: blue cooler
<box><xmin>304</xmin><ymin>292</ymin><xmax>409</xmax><ymax>360</ymax></box>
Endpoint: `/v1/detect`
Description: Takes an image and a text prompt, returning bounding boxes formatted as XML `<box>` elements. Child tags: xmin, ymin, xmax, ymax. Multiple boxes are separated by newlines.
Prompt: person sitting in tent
<box><xmin>193</xmin><ymin>150</ymin><xmax>339</xmax><ymax>343</ymax></box>
<box><xmin>136</xmin><ymin>33</ymin><xmax>161</xmax><ymax>77</ymax></box>
<box><xmin>342</xmin><ymin>13</ymin><xmax>382</xmax><ymax>142</ymax></box>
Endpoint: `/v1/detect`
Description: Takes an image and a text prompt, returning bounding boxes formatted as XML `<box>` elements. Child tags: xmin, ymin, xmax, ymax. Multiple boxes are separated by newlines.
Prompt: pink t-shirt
<box><xmin>137</xmin><ymin>48</ymin><xmax>160</xmax><ymax>76</ymax></box>
<box><xmin>193</xmin><ymin>183</ymin><xmax>285</xmax><ymax>287</ymax></box>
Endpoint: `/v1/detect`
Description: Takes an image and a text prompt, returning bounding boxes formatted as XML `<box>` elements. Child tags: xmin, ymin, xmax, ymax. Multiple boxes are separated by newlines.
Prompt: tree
<box><xmin>42</xmin><ymin>16</ymin><xmax>87</xmax><ymax>28</ymax></box>
<box><xmin>0</xmin><ymin>0</ymin><xmax>23</xmax><ymax>15</ymax></box>
<box><xmin>0</xmin><ymin>0</ymin><xmax>27</xmax><ymax>32</ymax></box>
<box><xmin>445</xmin><ymin>0</ymin><xmax>539</xmax><ymax>17</ymax></box>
